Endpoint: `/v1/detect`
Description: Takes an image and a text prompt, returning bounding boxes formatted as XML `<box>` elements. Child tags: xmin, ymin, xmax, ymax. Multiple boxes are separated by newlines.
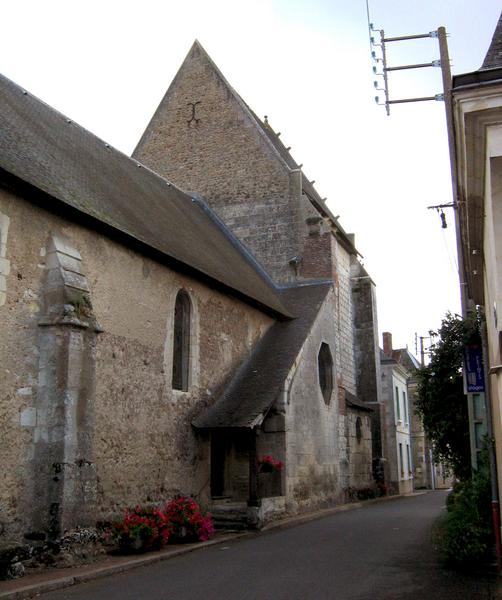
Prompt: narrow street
<box><xmin>38</xmin><ymin>491</ymin><xmax>497</xmax><ymax>600</ymax></box>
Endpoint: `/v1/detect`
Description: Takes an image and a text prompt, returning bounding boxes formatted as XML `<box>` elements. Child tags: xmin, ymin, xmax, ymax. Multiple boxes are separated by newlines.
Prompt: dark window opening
<box><xmin>172</xmin><ymin>290</ymin><xmax>191</xmax><ymax>391</ymax></box>
<box><xmin>356</xmin><ymin>417</ymin><xmax>362</xmax><ymax>443</ymax></box>
<box><xmin>318</xmin><ymin>342</ymin><xmax>333</xmax><ymax>405</ymax></box>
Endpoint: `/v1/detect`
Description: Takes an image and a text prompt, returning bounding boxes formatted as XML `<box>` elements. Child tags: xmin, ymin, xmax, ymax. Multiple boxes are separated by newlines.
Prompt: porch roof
<box><xmin>192</xmin><ymin>282</ymin><xmax>331</xmax><ymax>429</ymax></box>
<box><xmin>344</xmin><ymin>390</ymin><xmax>373</xmax><ymax>413</ymax></box>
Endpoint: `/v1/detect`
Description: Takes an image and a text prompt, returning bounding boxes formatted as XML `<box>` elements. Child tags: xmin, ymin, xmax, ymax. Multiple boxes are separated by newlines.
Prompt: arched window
<box><xmin>172</xmin><ymin>290</ymin><xmax>191</xmax><ymax>391</ymax></box>
<box><xmin>356</xmin><ymin>417</ymin><xmax>363</xmax><ymax>443</ymax></box>
<box><xmin>318</xmin><ymin>342</ymin><xmax>333</xmax><ymax>405</ymax></box>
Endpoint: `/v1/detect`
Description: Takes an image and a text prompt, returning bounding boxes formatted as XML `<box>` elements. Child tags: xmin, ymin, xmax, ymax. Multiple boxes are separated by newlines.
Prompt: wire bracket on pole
<box><xmin>367</xmin><ymin>17</ymin><xmax>450</xmax><ymax>116</ymax></box>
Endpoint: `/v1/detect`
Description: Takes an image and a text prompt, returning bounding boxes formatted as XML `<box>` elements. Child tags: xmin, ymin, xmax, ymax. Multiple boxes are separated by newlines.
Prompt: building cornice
<box><xmin>453</xmin><ymin>83</ymin><xmax>502</xmax><ymax>305</ymax></box>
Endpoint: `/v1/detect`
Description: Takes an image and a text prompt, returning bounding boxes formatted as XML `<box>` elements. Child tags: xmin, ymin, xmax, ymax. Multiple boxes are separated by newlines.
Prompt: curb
<box><xmin>0</xmin><ymin>532</ymin><xmax>250</xmax><ymax>600</ymax></box>
<box><xmin>0</xmin><ymin>491</ymin><xmax>435</xmax><ymax>599</ymax></box>
<box><xmin>261</xmin><ymin>490</ymin><xmax>429</xmax><ymax>533</ymax></box>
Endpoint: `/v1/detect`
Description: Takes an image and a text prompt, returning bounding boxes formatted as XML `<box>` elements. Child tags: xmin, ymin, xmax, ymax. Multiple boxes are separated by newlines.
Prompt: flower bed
<box><xmin>164</xmin><ymin>497</ymin><xmax>214</xmax><ymax>543</ymax></box>
<box><xmin>109</xmin><ymin>497</ymin><xmax>214</xmax><ymax>553</ymax></box>
<box><xmin>109</xmin><ymin>506</ymin><xmax>171</xmax><ymax>552</ymax></box>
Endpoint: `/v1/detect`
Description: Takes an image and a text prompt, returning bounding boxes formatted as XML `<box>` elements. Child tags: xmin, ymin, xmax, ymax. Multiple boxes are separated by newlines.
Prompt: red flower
<box><xmin>259</xmin><ymin>455</ymin><xmax>283</xmax><ymax>471</ymax></box>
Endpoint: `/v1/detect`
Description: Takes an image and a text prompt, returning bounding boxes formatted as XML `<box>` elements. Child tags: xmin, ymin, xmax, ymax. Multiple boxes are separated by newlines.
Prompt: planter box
<box><xmin>258</xmin><ymin>471</ymin><xmax>282</xmax><ymax>498</ymax></box>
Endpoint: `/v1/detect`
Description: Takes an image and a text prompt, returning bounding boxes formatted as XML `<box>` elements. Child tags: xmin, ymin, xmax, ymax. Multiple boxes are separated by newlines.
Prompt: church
<box><xmin>0</xmin><ymin>41</ymin><xmax>382</xmax><ymax>544</ymax></box>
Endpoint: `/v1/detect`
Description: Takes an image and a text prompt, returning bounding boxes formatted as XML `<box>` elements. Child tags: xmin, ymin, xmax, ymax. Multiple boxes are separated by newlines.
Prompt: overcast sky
<box><xmin>1</xmin><ymin>0</ymin><xmax>501</xmax><ymax>356</ymax></box>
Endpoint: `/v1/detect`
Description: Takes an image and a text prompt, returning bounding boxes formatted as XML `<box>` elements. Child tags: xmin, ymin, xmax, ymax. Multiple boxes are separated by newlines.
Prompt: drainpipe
<box><xmin>480</xmin><ymin>313</ymin><xmax>502</xmax><ymax>571</ymax></box>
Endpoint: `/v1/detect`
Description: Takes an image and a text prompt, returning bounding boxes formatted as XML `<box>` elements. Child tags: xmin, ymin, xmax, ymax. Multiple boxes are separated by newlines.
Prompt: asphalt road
<box><xmin>42</xmin><ymin>491</ymin><xmax>496</xmax><ymax>600</ymax></box>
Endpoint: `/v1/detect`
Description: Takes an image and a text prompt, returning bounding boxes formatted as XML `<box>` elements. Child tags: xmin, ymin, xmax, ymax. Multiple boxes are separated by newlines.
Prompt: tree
<box><xmin>415</xmin><ymin>312</ymin><xmax>478</xmax><ymax>480</ymax></box>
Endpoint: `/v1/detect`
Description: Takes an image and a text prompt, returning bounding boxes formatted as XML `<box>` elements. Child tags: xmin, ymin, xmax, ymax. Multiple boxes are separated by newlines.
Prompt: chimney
<box><xmin>383</xmin><ymin>332</ymin><xmax>393</xmax><ymax>357</ymax></box>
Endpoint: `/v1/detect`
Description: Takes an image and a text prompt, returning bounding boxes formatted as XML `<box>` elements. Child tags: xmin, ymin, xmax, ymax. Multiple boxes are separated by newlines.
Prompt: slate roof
<box><xmin>193</xmin><ymin>282</ymin><xmax>331</xmax><ymax>428</ymax></box>
<box><xmin>391</xmin><ymin>348</ymin><xmax>420</xmax><ymax>372</ymax></box>
<box><xmin>0</xmin><ymin>73</ymin><xmax>292</xmax><ymax>318</ymax></box>
<box><xmin>344</xmin><ymin>389</ymin><xmax>373</xmax><ymax>413</ymax></box>
<box><xmin>380</xmin><ymin>347</ymin><xmax>418</xmax><ymax>377</ymax></box>
<box><xmin>482</xmin><ymin>12</ymin><xmax>502</xmax><ymax>70</ymax></box>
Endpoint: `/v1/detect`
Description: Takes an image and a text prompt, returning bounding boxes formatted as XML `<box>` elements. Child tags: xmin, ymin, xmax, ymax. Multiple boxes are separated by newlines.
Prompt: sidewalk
<box><xmin>0</xmin><ymin>492</ymin><xmax>427</xmax><ymax>600</ymax></box>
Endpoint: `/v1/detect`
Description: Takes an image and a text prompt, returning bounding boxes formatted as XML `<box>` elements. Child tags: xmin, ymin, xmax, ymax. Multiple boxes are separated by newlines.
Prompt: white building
<box><xmin>380</xmin><ymin>333</ymin><xmax>414</xmax><ymax>494</ymax></box>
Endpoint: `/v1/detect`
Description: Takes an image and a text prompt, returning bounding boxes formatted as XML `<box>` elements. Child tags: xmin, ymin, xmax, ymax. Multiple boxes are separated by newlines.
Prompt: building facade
<box><xmin>452</xmin><ymin>11</ymin><xmax>502</xmax><ymax>543</ymax></box>
<box><xmin>134</xmin><ymin>41</ymin><xmax>385</xmax><ymax>490</ymax></box>
<box><xmin>0</xmin><ymin>40</ymin><xmax>381</xmax><ymax>555</ymax></box>
<box><xmin>380</xmin><ymin>333</ymin><xmax>413</xmax><ymax>494</ymax></box>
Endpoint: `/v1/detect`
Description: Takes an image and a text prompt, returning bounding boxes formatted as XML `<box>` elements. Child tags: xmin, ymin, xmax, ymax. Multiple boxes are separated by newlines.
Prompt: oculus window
<box><xmin>318</xmin><ymin>342</ymin><xmax>333</xmax><ymax>405</ymax></box>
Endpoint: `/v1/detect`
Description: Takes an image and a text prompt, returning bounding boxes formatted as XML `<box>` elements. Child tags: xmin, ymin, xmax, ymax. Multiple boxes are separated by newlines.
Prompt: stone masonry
<box><xmin>0</xmin><ymin>187</ymin><xmax>272</xmax><ymax>541</ymax></box>
<box><xmin>133</xmin><ymin>42</ymin><xmax>302</xmax><ymax>284</ymax></box>
<box><xmin>0</xmin><ymin>39</ymin><xmax>382</xmax><ymax>553</ymax></box>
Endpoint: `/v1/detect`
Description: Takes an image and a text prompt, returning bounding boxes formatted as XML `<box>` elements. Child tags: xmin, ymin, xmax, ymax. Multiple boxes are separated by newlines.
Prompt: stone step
<box><xmin>210</xmin><ymin>502</ymin><xmax>247</xmax><ymax>513</ymax></box>
<box><xmin>212</xmin><ymin>519</ymin><xmax>248</xmax><ymax>531</ymax></box>
<box><xmin>211</xmin><ymin>511</ymin><xmax>247</xmax><ymax>522</ymax></box>
<box><xmin>211</xmin><ymin>503</ymin><xmax>248</xmax><ymax>530</ymax></box>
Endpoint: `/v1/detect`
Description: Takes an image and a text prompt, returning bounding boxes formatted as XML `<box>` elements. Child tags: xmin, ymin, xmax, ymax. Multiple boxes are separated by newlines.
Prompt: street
<box><xmin>41</xmin><ymin>492</ymin><xmax>496</xmax><ymax>600</ymax></box>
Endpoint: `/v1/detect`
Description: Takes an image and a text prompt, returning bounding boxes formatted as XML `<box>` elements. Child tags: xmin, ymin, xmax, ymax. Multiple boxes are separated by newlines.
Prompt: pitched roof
<box><xmin>0</xmin><ymin>73</ymin><xmax>292</xmax><ymax>318</ymax></box>
<box><xmin>391</xmin><ymin>348</ymin><xmax>420</xmax><ymax>371</ymax></box>
<box><xmin>135</xmin><ymin>40</ymin><xmax>358</xmax><ymax>256</ymax></box>
<box><xmin>193</xmin><ymin>282</ymin><xmax>331</xmax><ymax>428</ymax></box>
<box><xmin>380</xmin><ymin>347</ymin><xmax>417</xmax><ymax>378</ymax></box>
<box><xmin>482</xmin><ymin>12</ymin><xmax>502</xmax><ymax>70</ymax></box>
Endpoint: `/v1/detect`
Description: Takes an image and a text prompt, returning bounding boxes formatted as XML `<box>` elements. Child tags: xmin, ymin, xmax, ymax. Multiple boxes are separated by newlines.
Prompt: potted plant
<box><xmin>110</xmin><ymin>505</ymin><xmax>171</xmax><ymax>552</ymax></box>
<box><xmin>258</xmin><ymin>455</ymin><xmax>283</xmax><ymax>473</ymax></box>
<box><xmin>163</xmin><ymin>496</ymin><xmax>214</xmax><ymax>543</ymax></box>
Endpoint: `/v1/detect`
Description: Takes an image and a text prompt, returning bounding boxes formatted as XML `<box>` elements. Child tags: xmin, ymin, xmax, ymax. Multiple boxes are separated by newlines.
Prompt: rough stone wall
<box><xmin>133</xmin><ymin>43</ymin><xmax>302</xmax><ymax>283</ymax></box>
<box><xmin>344</xmin><ymin>409</ymin><xmax>373</xmax><ymax>490</ymax></box>
<box><xmin>333</xmin><ymin>239</ymin><xmax>356</xmax><ymax>395</ymax></box>
<box><xmin>300</xmin><ymin>214</ymin><xmax>333</xmax><ymax>281</ymax></box>
<box><xmin>32</xmin><ymin>233</ymin><xmax>100</xmax><ymax>538</ymax></box>
<box><xmin>284</xmin><ymin>289</ymin><xmax>344</xmax><ymax>513</ymax></box>
<box><xmin>350</xmin><ymin>260</ymin><xmax>381</xmax><ymax>405</ymax></box>
<box><xmin>0</xmin><ymin>188</ymin><xmax>273</xmax><ymax>541</ymax></box>
<box><xmin>257</xmin><ymin>414</ymin><xmax>286</xmax><ymax>498</ymax></box>
<box><xmin>0</xmin><ymin>211</ymin><xmax>10</xmax><ymax>306</ymax></box>
<box><xmin>350</xmin><ymin>258</ymin><xmax>384</xmax><ymax>483</ymax></box>
<box><xmin>0</xmin><ymin>190</ymin><xmax>43</xmax><ymax>542</ymax></box>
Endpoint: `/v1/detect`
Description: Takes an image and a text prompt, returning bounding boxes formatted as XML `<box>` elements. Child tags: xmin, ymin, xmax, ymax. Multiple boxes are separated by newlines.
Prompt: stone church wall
<box><xmin>0</xmin><ymin>187</ymin><xmax>272</xmax><ymax>541</ymax></box>
<box><xmin>284</xmin><ymin>290</ymin><xmax>344</xmax><ymax>513</ymax></box>
<box><xmin>343</xmin><ymin>409</ymin><xmax>373</xmax><ymax>492</ymax></box>
<box><xmin>133</xmin><ymin>43</ymin><xmax>301</xmax><ymax>283</ymax></box>
<box><xmin>333</xmin><ymin>238</ymin><xmax>357</xmax><ymax>395</ymax></box>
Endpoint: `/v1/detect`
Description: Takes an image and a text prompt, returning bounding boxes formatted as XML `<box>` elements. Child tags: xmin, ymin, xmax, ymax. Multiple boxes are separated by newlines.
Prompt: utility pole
<box><xmin>415</xmin><ymin>333</ymin><xmax>430</xmax><ymax>367</ymax></box>
<box><xmin>369</xmin><ymin>15</ymin><xmax>500</xmax><ymax>569</ymax></box>
<box><xmin>369</xmin><ymin>22</ymin><xmax>467</xmax><ymax>309</ymax></box>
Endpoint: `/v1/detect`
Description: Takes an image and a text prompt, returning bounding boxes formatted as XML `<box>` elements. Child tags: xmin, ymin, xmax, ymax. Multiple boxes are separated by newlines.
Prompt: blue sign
<box><xmin>463</xmin><ymin>345</ymin><xmax>485</xmax><ymax>393</ymax></box>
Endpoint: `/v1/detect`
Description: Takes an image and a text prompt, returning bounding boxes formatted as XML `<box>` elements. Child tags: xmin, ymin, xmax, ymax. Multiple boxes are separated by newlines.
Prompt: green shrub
<box><xmin>436</xmin><ymin>451</ymin><xmax>492</xmax><ymax>567</ymax></box>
